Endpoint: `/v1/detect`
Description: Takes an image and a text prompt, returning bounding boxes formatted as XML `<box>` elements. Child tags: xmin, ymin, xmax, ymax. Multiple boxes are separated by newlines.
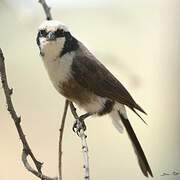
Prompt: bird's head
<box><xmin>37</xmin><ymin>20</ymin><xmax>78</xmax><ymax>58</ymax></box>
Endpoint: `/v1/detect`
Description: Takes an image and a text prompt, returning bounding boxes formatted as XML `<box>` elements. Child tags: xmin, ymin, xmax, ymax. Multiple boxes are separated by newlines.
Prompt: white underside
<box><xmin>80</xmin><ymin>96</ymin><xmax>107</xmax><ymax>113</ymax></box>
<box><xmin>81</xmin><ymin>96</ymin><xmax>126</xmax><ymax>134</ymax></box>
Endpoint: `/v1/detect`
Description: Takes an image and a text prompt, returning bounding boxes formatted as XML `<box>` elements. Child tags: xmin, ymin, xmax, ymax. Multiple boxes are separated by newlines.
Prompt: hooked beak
<box><xmin>46</xmin><ymin>32</ymin><xmax>56</xmax><ymax>41</ymax></box>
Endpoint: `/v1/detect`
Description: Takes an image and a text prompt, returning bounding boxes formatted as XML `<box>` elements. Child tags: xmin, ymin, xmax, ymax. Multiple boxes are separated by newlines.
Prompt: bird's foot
<box><xmin>72</xmin><ymin>118</ymin><xmax>87</xmax><ymax>136</ymax></box>
<box><xmin>72</xmin><ymin>112</ymin><xmax>92</xmax><ymax>136</ymax></box>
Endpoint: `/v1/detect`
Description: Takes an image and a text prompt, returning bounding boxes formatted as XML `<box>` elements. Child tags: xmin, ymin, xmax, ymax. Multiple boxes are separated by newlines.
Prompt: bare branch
<box><xmin>38</xmin><ymin>0</ymin><xmax>52</xmax><ymax>20</ymax></box>
<box><xmin>70</xmin><ymin>102</ymin><xmax>90</xmax><ymax>180</ymax></box>
<box><xmin>58</xmin><ymin>100</ymin><xmax>69</xmax><ymax>180</ymax></box>
<box><xmin>22</xmin><ymin>150</ymin><xmax>58</xmax><ymax>180</ymax></box>
<box><xmin>38</xmin><ymin>1</ymin><xmax>68</xmax><ymax>180</ymax></box>
<box><xmin>0</xmin><ymin>48</ymin><xmax>57</xmax><ymax>180</ymax></box>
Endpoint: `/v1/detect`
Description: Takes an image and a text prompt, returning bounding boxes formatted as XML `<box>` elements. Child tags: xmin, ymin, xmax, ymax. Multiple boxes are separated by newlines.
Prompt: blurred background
<box><xmin>0</xmin><ymin>0</ymin><xmax>179</xmax><ymax>180</ymax></box>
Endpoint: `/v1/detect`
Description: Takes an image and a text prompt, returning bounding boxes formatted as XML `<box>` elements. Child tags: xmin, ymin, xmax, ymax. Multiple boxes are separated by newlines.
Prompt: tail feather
<box><xmin>130</xmin><ymin>107</ymin><xmax>148</xmax><ymax>125</ymax></box>
<box><xmin>118</xmin><ymin>111</ymin><xmax>153</xmax><ymax>177</ymax></box>
<box><xmin>129</xmin><ymin>102</ymin><xmax>148</xmax><ymax>125</ymax></box>
<box><xmin>133</xmin><ymin>103</ymin><xmax>147</xmax><ymax>115</ymax></box>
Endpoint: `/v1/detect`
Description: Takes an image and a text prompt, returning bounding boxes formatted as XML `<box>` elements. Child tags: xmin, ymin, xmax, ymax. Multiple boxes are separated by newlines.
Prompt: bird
<box><xmin>36</xmin><ymin>20</ymin><xmax>153</xmax><ymax>178</ymax></box>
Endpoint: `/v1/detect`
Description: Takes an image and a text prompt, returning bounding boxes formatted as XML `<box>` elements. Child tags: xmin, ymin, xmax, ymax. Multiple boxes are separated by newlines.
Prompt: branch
<box><xmin>0</xmin><ymin>49</ymin><xmax>57</xmax><ymax>180</ymax></box>
<box><xmin>70</xmin><ymin>102</ymin><xmax>90</xmax><ymax>180</ymax></box>
<box><xmin>38</xmin><ymin>0</ymin><xmax>52</xmax><ymax>20</ymax></box>
<box><xmin>22</xmin><ymin>150</ymin><xmax>57</xmax><ymax>180</ymax></box>
<box><xmin>58</xmin><ymin>100</ymin><xmax>69</xmax><ymax>180</ymax></box>
<box><xmin>38</xmin><ymin>1</ymin><xmax>69</xmax><ymax>180</ymax></box>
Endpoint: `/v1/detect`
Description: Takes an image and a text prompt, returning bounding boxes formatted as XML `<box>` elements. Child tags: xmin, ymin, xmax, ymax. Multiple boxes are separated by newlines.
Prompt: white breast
<box><xmin>42</xmin><ymin>51</ymin><xmax>74</xmax><ymax>92</ymax></box>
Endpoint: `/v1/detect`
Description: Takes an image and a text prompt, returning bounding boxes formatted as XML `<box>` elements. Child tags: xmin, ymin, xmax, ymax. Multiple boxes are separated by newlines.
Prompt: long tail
<box><xmin>118</xmin><ymin>111</ymin><xmax>153</xmax><ymax>177</ymax></box>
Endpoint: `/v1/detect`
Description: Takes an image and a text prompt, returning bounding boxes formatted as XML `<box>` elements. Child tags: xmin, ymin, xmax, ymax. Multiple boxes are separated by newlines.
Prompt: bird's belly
<box><xmin>59</xmin><ymin>78</ymin><xmax>106</xmax><ymax>114</ymax></box>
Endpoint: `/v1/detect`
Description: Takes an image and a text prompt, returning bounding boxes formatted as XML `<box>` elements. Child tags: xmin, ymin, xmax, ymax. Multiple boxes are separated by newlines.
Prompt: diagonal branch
<box><xmin>69</xmin><ymin>102</ymin><xmax>90</xmax><ymax>180</ymax></box>
<box><xmin>38</xmin><ymin>0</ymin><xmax>52</xmax><ymax>20</ymax></box>
<box><xmin>22</xmin><ymin>150</ymin><xmax>58</xmax><ymax>180</ymax></box>
<box><xmin>0</xmin><ymin>48</ymin><xmax>57</xmax><ymax>180</ymax></box>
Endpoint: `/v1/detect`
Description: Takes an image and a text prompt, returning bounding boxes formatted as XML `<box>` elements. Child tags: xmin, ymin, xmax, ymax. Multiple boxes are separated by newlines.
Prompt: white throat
<box><xmin>40</xmin><ymin>37</ymin><xmax>65</xmax><ymax>60</ymax></box>
<box><xmin>40</xmin><ymin>37</ymin><xmax>75</xmax><ymax>94</ymax></box>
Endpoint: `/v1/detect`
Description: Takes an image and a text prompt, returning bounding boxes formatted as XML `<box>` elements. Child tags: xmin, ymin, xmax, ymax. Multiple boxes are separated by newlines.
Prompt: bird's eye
<box><xmin>55</xmin><ymin>29</ymin><xmax>64</xmax><ymax>37</ymax></box>
<box><xmin>39</xmin><ymin>30</ymin><xmax>47</xmax><ymax>37</ymax></box>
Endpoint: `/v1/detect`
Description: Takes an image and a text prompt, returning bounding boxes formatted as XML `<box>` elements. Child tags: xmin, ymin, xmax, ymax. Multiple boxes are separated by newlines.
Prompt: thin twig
<box><xmin>58</xmin><ymin>99</ymin><xmax>69</xmax><ymax>180</ymax></box>
<box><xmin>38</xmin><ymin>1</ymin><xmax>69</xmax><ymax>180</ymax></box>
<box><xmin>22</xmin><ymin>150</ymin><xmax>58</xmax><ymax>180</ymax></box>
<box><xmin>69</xmin><ymin>102</ymin><xmax>90</xmax><ymax>180</ymax></box>
<box><xmin>38</xmin><ymin>0</ymin><xmax>52</xmax><ymax>20</ymax></box>
<box><xmin>0</xmin><ymin>49</ymin><xmax>57</xmax><ymax>180</ymax></box>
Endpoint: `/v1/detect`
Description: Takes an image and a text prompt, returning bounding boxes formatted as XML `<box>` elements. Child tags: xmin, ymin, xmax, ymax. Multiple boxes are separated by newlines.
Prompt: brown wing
<box><xmin>71</xmin><ymin>55</ymin><xmax>146</xmax><ymax>116</ymax></box>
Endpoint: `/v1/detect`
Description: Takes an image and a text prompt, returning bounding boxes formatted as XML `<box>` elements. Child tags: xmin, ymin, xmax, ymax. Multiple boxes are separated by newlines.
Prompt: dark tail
<box><xmin>129</xmin><ymin>103</ymin><xmax>148</xmax><ymax>125</ymax></box>
<box><xmin>118</xmin><ymin>111</ymin><xmax>153</xmax><ymax>177</ymax></box>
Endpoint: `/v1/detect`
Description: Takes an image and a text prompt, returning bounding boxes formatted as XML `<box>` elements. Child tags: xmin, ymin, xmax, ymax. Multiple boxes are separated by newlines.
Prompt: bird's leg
<box><xmin>69</xmin><ymin>102</ymin><xmax>93</xmax><ymax>135</ymax></box>
<box><xmin>72</xmin><ymin>112</ymin><xmax>92</xmax><ymax>134</ymax></box>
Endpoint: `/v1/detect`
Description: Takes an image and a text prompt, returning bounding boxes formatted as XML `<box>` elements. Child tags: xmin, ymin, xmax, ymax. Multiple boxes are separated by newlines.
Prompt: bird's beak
<box><xmin>46</xmin><ymin>32</ymin><xmax>56</xmax><ymax>41</ymax></box>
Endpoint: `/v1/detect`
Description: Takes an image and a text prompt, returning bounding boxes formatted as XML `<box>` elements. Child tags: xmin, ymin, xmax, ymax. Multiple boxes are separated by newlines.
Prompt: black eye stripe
<box><xmin>39</xmin><ymin>30</ymin><xmax>47</xmax><ymax>37</ymax></box>
<box><xmin>55</xmin><ymin>29</ymin><xmax>64</xmax><ymax>37</ymax></box>
<box><xmin>38</xmin><ymin>29</ymin><xmax>65</xmax><ymax>38</ymax></box>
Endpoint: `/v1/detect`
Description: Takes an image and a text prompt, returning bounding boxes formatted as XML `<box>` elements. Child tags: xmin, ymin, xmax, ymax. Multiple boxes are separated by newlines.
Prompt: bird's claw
<box><xmin>72</xmin><ymin>119</ymin><xmax>87</xmax><ymax>136</ymax></box>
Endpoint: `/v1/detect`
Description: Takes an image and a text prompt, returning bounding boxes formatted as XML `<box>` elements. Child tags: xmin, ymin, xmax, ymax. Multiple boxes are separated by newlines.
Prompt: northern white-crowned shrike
<box><xmin>36</xmin><ymin>20</ymin><xmax>153</xmax><ymax>177</ymax></box>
